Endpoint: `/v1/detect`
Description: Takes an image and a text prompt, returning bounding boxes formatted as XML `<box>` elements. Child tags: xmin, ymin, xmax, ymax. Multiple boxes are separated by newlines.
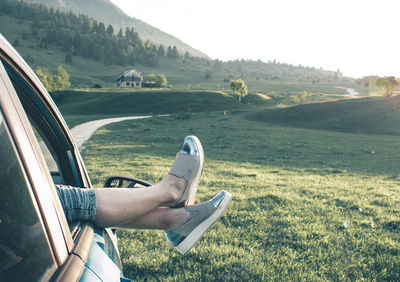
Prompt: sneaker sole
<box><xmin>184</xmin><ymin>135</ymin><xmax>204</xmax><ymax>206</ymax></box>
<box><xmin>176</xmin><ymin>190</ymin><xmax>232</xmax><ymax>255</ymax></box>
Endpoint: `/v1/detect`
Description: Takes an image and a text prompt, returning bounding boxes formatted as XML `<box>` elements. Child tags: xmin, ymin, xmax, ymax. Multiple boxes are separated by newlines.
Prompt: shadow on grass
<box><xmin>53</xmin><ymin>89</ymin><xmax>242</xmax><ymax>116</ymax></box>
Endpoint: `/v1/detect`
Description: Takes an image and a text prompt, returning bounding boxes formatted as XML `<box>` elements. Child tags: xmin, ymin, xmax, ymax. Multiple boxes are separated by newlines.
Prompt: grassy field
<box><xmin>249</xmin><ymin>95</ymin><xmax>400</xmax><ymax>136</ymax></box>
<box><xmin>52</xmin><ymin>89</ymin><xmax>246</xmax><ymax>117</ymax></box>
<box><xmin>53</xmin><ymin>86</ymin><xmax>362</xmax><ymax>126</ymax></box>
<box><xmin>58</xmin><ymin>90</ymin><xmax>400</xmax><ymax>281</ymax></box>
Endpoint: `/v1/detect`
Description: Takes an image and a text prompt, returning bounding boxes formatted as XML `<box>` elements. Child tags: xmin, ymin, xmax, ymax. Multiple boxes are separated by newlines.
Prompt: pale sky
<box><xmin>110</xmin><ymin>0</ymin><xmax>400</xmax><ymax>78</ymax></box>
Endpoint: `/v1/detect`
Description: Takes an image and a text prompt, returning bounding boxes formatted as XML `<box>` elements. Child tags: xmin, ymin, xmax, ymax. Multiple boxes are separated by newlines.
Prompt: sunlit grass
<box><xmin>80</xmin><ymin>109</ymin><xmax>400</xmax><ymax>281</ymax></box>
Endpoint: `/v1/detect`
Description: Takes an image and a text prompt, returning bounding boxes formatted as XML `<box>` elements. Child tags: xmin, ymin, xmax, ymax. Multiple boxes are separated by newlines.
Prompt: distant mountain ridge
<box><xmin>22</xmin><ymin>0</ymin><xmax>209</xmax><ymax>58</ymax></box>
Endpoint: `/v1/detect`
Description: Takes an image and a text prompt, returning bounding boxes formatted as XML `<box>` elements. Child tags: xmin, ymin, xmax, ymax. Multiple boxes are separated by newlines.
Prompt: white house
<box><xmin>116</xmin><ymin>69</ymin><xmax>143</xmax><ymax>88</ymax></box>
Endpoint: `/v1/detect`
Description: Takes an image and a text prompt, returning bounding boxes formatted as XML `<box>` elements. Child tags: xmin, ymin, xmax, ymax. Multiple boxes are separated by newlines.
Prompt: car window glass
<box><xmin>0</xmin><ymin>111</ymin><xmax>56</xmax><ymax>281</ymax></box>
<box><xmin>0</xmin><ymin>56</ymin><xmax>69</xmax><ymax>186</ymax></box>
<box><xmin>29</xmin><ymin>122</ymin><xmax>63</xmax><ymax>184</ymax></box>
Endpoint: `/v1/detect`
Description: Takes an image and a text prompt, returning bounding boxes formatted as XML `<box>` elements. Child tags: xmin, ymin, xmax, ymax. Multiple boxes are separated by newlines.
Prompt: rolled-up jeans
<box><xmin>55</xmin><ymin>185</ymin><xmax>97</xmax><ymax>222</ymax></box>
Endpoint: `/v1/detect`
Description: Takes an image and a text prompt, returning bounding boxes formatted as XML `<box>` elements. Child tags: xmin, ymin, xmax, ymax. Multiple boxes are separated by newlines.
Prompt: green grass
<box><xmin>53</xmin><ymin>89</ymin><xmax>248</xmax><ymax>118</ymax></box>
<box><xmin>78</xmin><ymin>105</ymin><xmax>400</xmax><ymax>280</ymax></box>
<box><xmin>55</xmin><ymin>86</ymin><xmax>359</xmax><ymax>128</ymax></box>
<box><xmin>53</xmin><ymin>88</ymin><xmax>400</xmax><ymax>280</ymax></box>
<box><xmin>50</xmin><ymin>70</ymin><xmax>400</xmax><ymax>281</ymax></box>
<box><xmin>248</xmin><ymin>95</ymin><xmax>400</xmax><ymax>136</ymax></box>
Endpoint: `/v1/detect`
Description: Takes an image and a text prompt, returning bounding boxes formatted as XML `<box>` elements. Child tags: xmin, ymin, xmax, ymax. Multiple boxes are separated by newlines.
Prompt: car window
<box><xmin>0</xmin><ymin>55</ymin><xmax>86</xmax><ymax>188</ymax></box>
<box><xmin>30</xmin><ymin>120</ymin><xmax>64</xmax><ymax>184</ymax></box>
<box><xmin>0</xmin><ymin>48</ymin><xmax>88</xmax><ymax>238</ymax></box>
<box><xmin>0</xmin><ymin>110</ymin><xmax>56</xmax><ymax>281</ymax></box>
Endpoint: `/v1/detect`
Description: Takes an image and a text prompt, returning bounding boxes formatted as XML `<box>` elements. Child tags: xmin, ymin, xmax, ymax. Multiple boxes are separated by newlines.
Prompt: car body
<box><xmin>0</xmin><ymin>33</ymin><xmax>129</xmax><ymax>281</ymax></box>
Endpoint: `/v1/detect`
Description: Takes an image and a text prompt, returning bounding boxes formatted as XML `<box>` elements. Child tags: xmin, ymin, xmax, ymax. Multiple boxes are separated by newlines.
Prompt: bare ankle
<box><xmin>163</xmin><ymin>174</ymin><xmax>186</xmax><ymax>206</ymax></box>
<box><xmin>164</xmin><ymin>208</ymin><xmax>190</xmax><ymax>232</ymax></box>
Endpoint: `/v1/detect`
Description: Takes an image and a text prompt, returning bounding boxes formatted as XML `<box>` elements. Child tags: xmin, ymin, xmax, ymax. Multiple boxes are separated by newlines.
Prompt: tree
<box><xmin>54</xmin><ymin>66</ymin><xmax>71</xmax><ymax>90</ymax></box>
<box><xmin>171</xmin><ymin>46</ymin><xmax>179</xmax><ymax>59</ymax></box>
<box><xmin>184</xmin><ymin>51</ymin><xmax>191</xmax><ymax>60</ymax></box>
<box><xmin>65</xmin><ymin>53</ymin><xmax>73</xmax><ymax>64</ymax></box>
<box><xmin>145</xmin><ymin>73</ymin><xmax>156</xmax><ymax>81</ymax></box>
<box><xmin>166</xmin><ymin>46</ymin><xmax>172</xmax><ymax>58</ymax></box>
<box><xmin>145</xmin><ymin>73</ymin><xmax>168</xmax><ymax>87</ymax></box>
<box><xmin>230</xmin><ymin>79</ymin><xmax>248</xmax><ymax>102</ymax></box>
<box><xmin>36</xmin><ymin>67</ymin><xmax>55</xmax><ymax>91</ymax></box>
<box><xmin>36</xmin><ymin>66</ymin><xmax>70</xmax><ymax>91</ymax></box>
<box><xmin>106</xmin><ymin>24</ymin><xmax>114</xmax><ymax>36</ymax></box>
<box><xmin>155</xmin><ymin>74</ymin><xmax>168</xmax><ymax>87</ymax></box>
<box><xmin>167</xmin><ymin>45</ymin><xmax>179</xmax><ymax>59</ymax></box>
<box><xmin>374</xmin><ymin>76</ymin><xmax>399</xmax><ymax>97</ymax></box>
<box><xmin>97</xmin><ymin>22</ymin><xmax>106</xmax><ymax>35</ymax></box>
<box><xmin>157</xmin><ymin>44</ymin><xmax>165</xmax><ymax>56</ymax></box>
<box><xmin>144</xmin><ymin>40</ymin><xmax>152</xmax><ymax>50</ymax></box>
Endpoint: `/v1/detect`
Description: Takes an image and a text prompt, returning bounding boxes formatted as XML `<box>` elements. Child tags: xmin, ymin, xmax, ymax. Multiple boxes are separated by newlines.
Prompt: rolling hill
<box><xmin>52</xmin><ymin>89</ymin><xmax>242</xmax><ymax>118</ymax></box>
<box><xmin>248</xmin><ymin>95</ymin><xmax>400</xmax><ymax>136</ymax></box>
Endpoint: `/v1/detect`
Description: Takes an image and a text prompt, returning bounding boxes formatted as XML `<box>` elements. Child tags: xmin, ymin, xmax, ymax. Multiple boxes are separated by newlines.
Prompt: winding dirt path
<box><xmin>70</xmin><ymin>116</ymin><xmax>152</xmax><ymax>151</ymax></box>
<box><xmin>335</xmin><ymin>86</ymin><xmax>361</xmax><ymax>98</ymax></box>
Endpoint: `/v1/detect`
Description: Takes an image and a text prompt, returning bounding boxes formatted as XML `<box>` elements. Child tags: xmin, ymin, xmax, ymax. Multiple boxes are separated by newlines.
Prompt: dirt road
<box><xmin>70</xmin><ymin>116</ymin><xmax>152</xmax><ymax>151</ymax></box>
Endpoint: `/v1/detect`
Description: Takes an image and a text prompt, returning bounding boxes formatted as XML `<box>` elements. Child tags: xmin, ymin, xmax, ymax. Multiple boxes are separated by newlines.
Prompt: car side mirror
<box><xmin>103</xmin><ymin>176</ymin><xmax>152</xmax><ymax>188</ymax></box>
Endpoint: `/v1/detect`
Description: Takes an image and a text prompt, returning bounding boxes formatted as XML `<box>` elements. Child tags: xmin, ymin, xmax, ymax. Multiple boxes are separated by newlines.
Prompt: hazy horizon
<box><xmin>110</xmin><ymin>0</ymin><xmax>400</xmax><ymax>79</ymax></box>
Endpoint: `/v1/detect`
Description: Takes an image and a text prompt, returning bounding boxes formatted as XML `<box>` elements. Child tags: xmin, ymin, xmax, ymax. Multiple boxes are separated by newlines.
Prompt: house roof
<box><xmin>116</xmin><ymin>69</ymin><xmax>142</xmax><ymax>81</ymax></box>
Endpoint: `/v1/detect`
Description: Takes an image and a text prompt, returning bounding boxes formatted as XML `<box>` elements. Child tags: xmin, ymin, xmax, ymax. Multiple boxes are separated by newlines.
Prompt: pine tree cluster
<box><xmin>0</xmin><ymin>0</ymin><xmax>185</xmax><ymax>67</ymax></box>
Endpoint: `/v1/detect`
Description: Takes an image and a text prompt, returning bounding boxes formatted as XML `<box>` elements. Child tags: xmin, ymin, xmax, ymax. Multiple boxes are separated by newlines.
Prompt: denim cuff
<box><xmin>55</xmin><ymin>185</ymin><xmax>97</xmax><ymax>223</ymax></box>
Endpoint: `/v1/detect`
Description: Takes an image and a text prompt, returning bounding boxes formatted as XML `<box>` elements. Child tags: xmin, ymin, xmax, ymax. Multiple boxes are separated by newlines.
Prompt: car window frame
<box><xmin>0</xmin><ymin>34</ymin><xmax>107</xmax><ymax>280</ymax></box>
<box><xmin>0</xmin><ymin>36</ymin><xmax>91</xmax><ymax>189</ymax></box>
<box><xmin>0</xmin><ymin>105</ymin><xmax>58</xmax><ymax>281</ymax></box>
<box><xmin>0</xmin><ymin>59</ymin><xmax>72</xmax><ymax>265</ymax></box>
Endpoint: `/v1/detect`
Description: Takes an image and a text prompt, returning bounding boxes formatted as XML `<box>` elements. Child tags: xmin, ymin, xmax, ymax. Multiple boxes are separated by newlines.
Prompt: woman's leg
<box><xmin>94</xmin><ymin>135</ymin><xmax>204</xmax><ymax>228</ymax></box>
<box><xmin>114</xmin><ymin>190</ymin><xmax>232</xmax><ymax>255</ymax></box>
<box><xmin>120</xmin><ymin>207</ymin><xmax>190</xmax><ymax>231</ymax></box>
<box><xmin>94</xmin><ymin>174</ymin><xmax>186</xmax><ymax>228</ymax></box>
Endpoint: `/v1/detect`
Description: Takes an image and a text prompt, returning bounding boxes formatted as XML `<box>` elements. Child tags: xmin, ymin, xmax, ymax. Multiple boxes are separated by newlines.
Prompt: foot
<box><xmin>169</xmin><ymin>136</ymin><xmax>204</xmax><ymax>208</ymax></box>
<box><xmin>165</xmin><ymin>190</ymin><xmax>232</xmax><ymax>255</ymax></box>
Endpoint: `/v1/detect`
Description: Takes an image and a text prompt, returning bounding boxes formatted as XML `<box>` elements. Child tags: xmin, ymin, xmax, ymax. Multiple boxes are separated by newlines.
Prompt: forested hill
<box><xmin>0</xmin><ymin>0</ymin><xmax>179</xmax><ymax>67</ymax></box>
<box><xmin>21</xmin><ymin>0</ymin><xmax>208</xmax><ymax>58</ymax></box>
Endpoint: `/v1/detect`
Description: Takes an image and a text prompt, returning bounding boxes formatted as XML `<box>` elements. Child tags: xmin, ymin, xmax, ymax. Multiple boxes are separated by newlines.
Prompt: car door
<box><xmin>0</xmin><ymin>53</ymin><xmax>69</xmax><ymax>281</ymax></box>
<box><xmin>0</xmin><ymin>34</ymin><xmax>124</xmax><ymax>281</ymax></box>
